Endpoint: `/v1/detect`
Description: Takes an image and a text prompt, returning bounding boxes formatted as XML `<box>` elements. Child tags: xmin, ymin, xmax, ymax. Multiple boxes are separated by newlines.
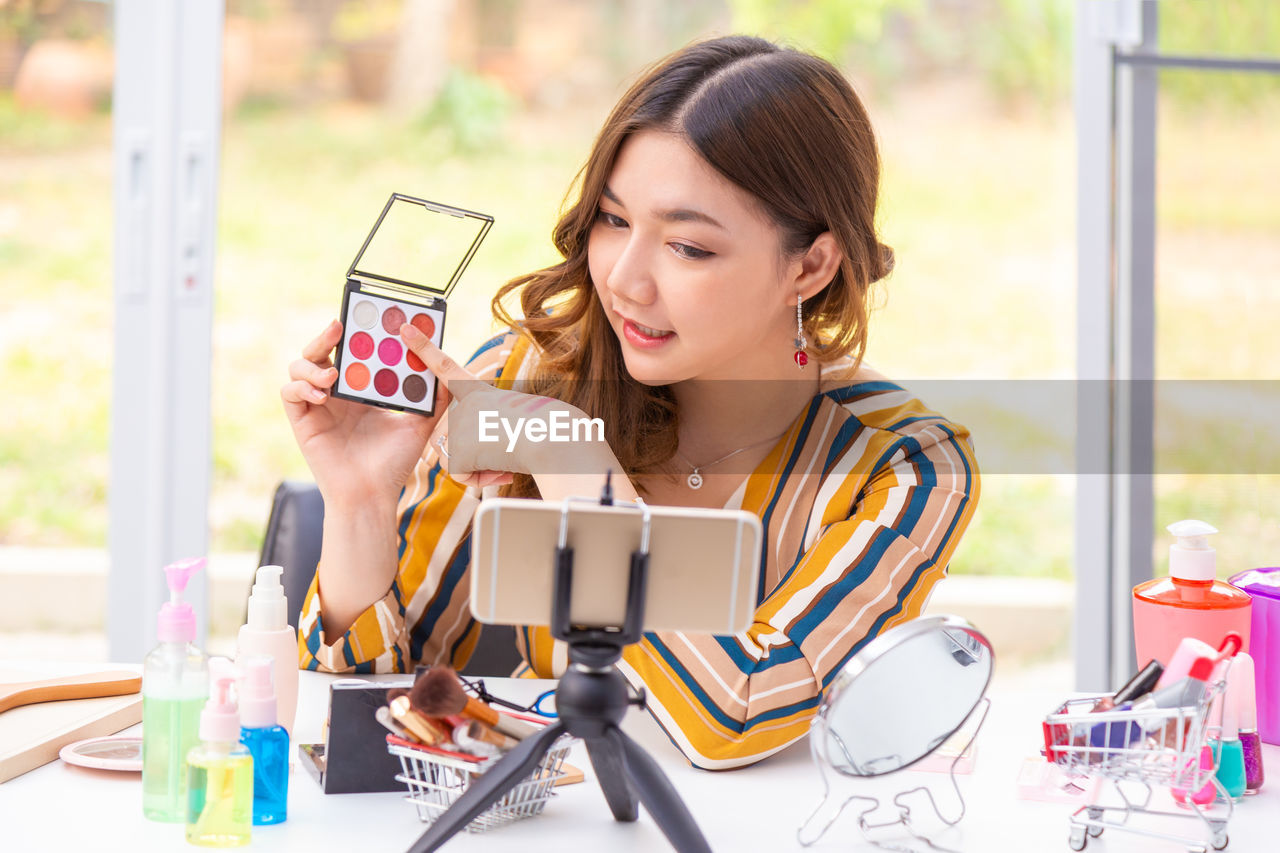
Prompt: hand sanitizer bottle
<box><xmin>186</xmin><ymin>659</ymin><xmax>253</xmax><ymax>847</ymax></box>
<box><xmin>236</xmin><ymin>565</ymin><xmax>299</xmax><ymax>737</ymax></box>
<box><xmin>1132</xmin><ymin>520</ymin><xmax>1252</xmax><ymax>668</ymax></box>
<box><xmin>142</xmin><ymin>557</ymin><xmax>209</xmax><ymax>822</ymax></box>
<box><xmin>238</xmin><ymin>657</ymin><xmax>289</xmax><ymax>825</ymax></box>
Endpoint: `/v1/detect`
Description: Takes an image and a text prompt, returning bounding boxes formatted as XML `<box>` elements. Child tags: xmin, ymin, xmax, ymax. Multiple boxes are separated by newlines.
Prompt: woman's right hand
<box><xmin>280</xmin><ymin>319</ymin><xmax>446</xmax><ymax>508</ymax></box>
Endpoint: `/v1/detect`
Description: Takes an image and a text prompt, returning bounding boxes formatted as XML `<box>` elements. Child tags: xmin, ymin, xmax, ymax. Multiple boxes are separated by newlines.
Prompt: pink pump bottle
<box><xmin>1133</xmin><ymin>520</ymin><xmax>1252</xmax><ymax>669</ymax></box>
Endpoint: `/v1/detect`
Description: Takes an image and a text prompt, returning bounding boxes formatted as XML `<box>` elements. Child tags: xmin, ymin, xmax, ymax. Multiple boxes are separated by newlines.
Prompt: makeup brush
<box><xmin>410</xmin><ymin>667</ymin><xmax>539</xmax><ymax>741</ymax></box>
<box><xmin>465</xmin><ymin>719</ymin><xmax>518</xmax><ymax>751</ymax></box>
<box><xmin>410</xmin><ymin>667</ymin><xmax>499</xmax><ymax>727</ymax></box>
<box><xmin>375</xmin><ymin>706</ymin><xmax>415</xmax><ymax>742</ymax></box>
<box><xmin>388</xmin><ymin>695</ymin><xmax>448</xmax><ymax>746</ymax></box>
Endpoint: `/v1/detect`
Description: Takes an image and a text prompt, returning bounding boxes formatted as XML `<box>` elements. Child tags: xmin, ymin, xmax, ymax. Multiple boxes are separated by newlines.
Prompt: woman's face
<box><xmin>588</xmin><ymin>130</ymin><xmax>799</xmax><ymax>385</ymax></box>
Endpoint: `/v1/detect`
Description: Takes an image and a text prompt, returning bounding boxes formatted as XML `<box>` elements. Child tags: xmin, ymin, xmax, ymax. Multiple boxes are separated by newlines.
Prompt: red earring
<box><xmin>794</xmin><ymin>295</ymin><xmax>808</xmax><ymax>368</ymax></box>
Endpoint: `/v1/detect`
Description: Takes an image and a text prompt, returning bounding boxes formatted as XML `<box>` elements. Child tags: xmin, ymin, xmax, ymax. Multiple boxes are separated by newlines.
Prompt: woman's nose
<box><xmin>606</xmin><ymin>237</ymin><xmax>658</xmax><ymax>306</ymax></box>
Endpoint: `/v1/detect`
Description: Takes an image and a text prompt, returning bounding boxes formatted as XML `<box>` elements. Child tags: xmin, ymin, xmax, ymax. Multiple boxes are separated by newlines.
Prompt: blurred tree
<box><xmin>728</xmin><ymin>0</ymin><xmax>921</xmax><ymax>64</ymax></box>
<box><xmin>387</xmin><ymin>0</ymin><xmax>454</xmax><ymax>111</ymax></box>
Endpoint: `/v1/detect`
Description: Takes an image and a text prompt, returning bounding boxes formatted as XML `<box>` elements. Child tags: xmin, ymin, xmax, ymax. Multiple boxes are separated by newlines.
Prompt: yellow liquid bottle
<box><xmin>186</xmin><ymin>659</ymin><xmax>253</xmax><ymax>847</ymax></box>
<box><xmin>186</xmin><ymin>741</ymin><xmax>253</xmax><ymax>847</ymax></box>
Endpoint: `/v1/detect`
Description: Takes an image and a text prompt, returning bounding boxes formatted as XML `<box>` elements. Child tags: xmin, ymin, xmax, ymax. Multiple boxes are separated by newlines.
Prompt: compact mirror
<box><xmin>798</xmin><ymin>615</ymin><xmax>993</xmax><ymax>849</ymax></box>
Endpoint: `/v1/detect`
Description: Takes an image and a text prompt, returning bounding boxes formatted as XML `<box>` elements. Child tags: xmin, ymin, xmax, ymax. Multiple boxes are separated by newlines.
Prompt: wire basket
<box><xmin>1041</xmin><ymin>680</ymin><xmax>1224</xmax><ymax>790</ymax></box>
<box><xmin>388</xmin><ymin>735</ymin><xmax>575</xmax><ymax>832</ymax></box>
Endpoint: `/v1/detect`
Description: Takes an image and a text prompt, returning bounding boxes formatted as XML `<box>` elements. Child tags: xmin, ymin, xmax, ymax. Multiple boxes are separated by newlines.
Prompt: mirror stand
<box><xmin>797</xmin><ymin>697</ymin><xmax>991</xmax><ymax>852</ymax></box>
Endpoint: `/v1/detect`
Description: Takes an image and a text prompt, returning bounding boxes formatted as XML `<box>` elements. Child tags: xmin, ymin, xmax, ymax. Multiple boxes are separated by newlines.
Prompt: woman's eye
<box><xmin>596</xmin><ymin>210</ymin><xmax>628</xmax><ymax>229</ymax></box>
<box><xmin>670</xmin><ymin>242</ymin><xmax>714</xmax><ymax>261</ymax></box>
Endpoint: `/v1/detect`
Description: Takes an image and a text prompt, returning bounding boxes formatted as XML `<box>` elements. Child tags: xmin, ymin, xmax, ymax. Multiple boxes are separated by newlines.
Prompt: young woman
<box><xmin>281</xmin><ymin>35</ymin><xmax>979</xmax><ymax>769</ymax></box>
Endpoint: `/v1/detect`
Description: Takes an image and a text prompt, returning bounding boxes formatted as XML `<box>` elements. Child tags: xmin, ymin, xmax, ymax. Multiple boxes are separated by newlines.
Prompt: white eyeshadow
<box><xmin>352</xmin><ymin>300</ymin><xmax>378</xmax><ymax>329</ymax></box>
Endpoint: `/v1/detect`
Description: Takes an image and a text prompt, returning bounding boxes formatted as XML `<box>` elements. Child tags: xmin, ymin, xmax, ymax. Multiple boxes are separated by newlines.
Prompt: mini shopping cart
<box><xmin>388</xmin><ymin>733</ymin><xmax>575</xmax><ymax>832</ymax></box>
<box><xmin>1041</xmin><ymin>641</ymin><xmax>1240</xmax><ymax>853</ymax></box>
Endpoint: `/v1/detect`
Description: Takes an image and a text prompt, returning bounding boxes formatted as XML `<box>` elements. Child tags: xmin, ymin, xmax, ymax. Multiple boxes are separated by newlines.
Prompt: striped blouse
<box><xmin>298</xmin><ymin>330</ymin><xmax>980</xmax><ymax>769</ymax></box>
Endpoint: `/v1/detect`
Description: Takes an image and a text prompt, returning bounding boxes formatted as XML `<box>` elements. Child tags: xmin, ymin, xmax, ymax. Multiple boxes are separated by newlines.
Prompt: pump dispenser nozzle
<box><xmin>1167</xmin><ymin>520</ymin><xmax>1218</xmax><ymax>582</ymax></box>
<box><xmin>199</xmin><ymin>658</ymin><xmax>241</xmax><ymax>744</ymax></box>
<box><xmin>158</xmin><ymin>557</ymin><xmax>206</xmax><ymax>643</ymax></box>
<box><xmin>246</xmin><ymin>565</ymin><xmax>288</xmax><ymax>630</ymax></box>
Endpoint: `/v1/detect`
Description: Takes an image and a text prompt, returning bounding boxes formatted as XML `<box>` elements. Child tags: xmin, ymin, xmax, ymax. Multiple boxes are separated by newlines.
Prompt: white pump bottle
<box><xmin>236</xmin><ymin>565</ymin><xmax>299</xmax><ymax>737</ymax></box>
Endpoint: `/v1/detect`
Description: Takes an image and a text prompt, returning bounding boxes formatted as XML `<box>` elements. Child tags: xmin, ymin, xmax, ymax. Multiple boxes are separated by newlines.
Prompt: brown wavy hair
<box><xmin>493</xmin><ymin>35</ymin><xmax>893</xmax><ymax>497</ymax></box>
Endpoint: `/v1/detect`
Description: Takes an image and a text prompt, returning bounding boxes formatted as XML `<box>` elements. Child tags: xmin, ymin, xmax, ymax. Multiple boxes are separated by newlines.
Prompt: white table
<box><xmin>5</xmin><ymin>667</ymin><xmax>1278</xmax><ymax>852</ymax></box>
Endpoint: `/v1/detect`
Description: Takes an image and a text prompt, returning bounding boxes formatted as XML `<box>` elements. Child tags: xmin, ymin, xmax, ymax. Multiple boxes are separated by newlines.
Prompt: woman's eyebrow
<box><xmin>602</xmin><ymin>184</ymin><xmax>725</xmax><ymax>230</ymax></box>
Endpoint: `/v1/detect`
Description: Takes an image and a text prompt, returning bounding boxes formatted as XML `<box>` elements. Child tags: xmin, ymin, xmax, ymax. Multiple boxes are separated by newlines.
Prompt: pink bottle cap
<box><xmin>199</xmin><ymin>658</ymin><xmax>240</xmax><ymax>743</ymax></box>
<box><xmin>239</xmin><ymin>656</ymin><xmax>278</xmax><ymax>729</ymax></box>
<box><xmin>157</xmin><ymin>557</ymin><xmax>206</xmax><ymax>643</ymax></box>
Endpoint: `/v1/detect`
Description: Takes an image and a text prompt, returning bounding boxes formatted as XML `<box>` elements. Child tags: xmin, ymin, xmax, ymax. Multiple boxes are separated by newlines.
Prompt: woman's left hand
<box><xmin>401</xmin><ymin>324</ymin><xmax>606</xmax><ymax>484</ymax></box>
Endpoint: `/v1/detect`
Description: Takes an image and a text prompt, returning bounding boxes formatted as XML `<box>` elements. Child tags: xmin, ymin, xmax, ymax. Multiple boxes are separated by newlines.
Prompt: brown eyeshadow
<box><xmin>403</xmin><ymin>374</ymin><xmax>427</xmax><ymax>403</ymax></box>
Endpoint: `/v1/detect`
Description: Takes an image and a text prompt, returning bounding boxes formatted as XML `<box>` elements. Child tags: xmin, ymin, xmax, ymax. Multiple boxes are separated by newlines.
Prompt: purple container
<box><xmin>1231</xmin><ymin>567</ymin><xmax>1280</xmax><ymax>745</ymax></box>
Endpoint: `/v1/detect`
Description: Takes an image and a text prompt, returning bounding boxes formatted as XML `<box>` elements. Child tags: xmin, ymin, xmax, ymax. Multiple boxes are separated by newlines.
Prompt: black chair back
<box><xmin>256</xmin><ymin>480</ymin><xmax>520</xmax><ymax>677</ymax></box>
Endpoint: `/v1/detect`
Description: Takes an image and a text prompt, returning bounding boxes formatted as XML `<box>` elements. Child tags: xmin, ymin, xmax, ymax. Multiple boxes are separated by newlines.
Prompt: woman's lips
<box><xmin>621</xmin><ymin>318</ymin><xmax>675</xmax><ymax>349</ymax></box>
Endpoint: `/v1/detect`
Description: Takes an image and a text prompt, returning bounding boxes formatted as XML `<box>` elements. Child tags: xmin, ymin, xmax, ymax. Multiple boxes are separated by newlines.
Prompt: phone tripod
<box><xmin>406</xmin><ymin>494</ymin><xmax>711</xmax><ymax>853</ymax></box>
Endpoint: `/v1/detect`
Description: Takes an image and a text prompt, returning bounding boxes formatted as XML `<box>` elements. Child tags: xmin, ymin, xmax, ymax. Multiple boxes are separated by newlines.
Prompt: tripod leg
<box><xmin>585</xmin><ymin>736</ymin><xmax>639</xmax><ymax>821</ymax></box>
<box><xmin>405</xmin><ymin>722</ymin><xmax>567</xmax><ymax>853</ymax></box>
<box><xmin>608</xmin><ymin>728</ymin><xmax>712</xmax><ymax>853</ymax></box>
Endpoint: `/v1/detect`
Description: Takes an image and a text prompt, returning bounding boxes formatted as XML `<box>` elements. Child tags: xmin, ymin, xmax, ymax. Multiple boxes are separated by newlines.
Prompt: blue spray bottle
<box><xmin>238</xmin><ymin>656</ymin><xmax>289</xmax><ymax>824</ymax></box>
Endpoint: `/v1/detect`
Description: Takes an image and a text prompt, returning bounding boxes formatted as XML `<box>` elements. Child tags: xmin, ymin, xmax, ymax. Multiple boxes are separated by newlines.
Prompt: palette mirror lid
<box><xmin>347</xmin><ymin>193</ymin><xmax>493</xmax><ymax>299</ymax></box>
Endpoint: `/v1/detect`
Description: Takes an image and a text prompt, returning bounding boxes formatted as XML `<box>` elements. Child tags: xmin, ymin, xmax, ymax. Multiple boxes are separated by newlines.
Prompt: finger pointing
<box><xmin>400</xmin><ymin>324</ymin><xmax>482</xmax><ymax>398</ymax></box>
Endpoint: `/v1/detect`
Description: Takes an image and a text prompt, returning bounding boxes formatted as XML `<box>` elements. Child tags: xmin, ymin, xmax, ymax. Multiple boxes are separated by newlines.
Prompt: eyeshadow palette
<box><xmin>334</xmin><ymin>287</ymin><xmax>445</xmax><ymax>411</ymax></box>
<box><xmin>331</xmin><ymin>193</ymin><xmax>492</xmax><ymax>417</ymax></box>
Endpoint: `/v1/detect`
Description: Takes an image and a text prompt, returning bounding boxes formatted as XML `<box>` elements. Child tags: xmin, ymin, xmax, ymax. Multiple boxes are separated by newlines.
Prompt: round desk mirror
<box><xmin>799</xmin><ymin>615</ymin><xmax>994</xmax><ymax>848</ymax></box>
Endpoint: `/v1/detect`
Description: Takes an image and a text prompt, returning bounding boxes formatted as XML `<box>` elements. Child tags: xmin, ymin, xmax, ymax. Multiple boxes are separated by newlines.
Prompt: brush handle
<box><xmin>0</xmin><ymin>671</ymin><xmax>141</xmax><ymax>714</ymax></box>
<box><xmin>462</xmin><ymin>695</ymin><xmax>499</xmax><ymax>728</ymax></box>
<box><xmin>492</xmin><ymin>713</ymin><xmax>539</xmax><ymax>741</ymax></box>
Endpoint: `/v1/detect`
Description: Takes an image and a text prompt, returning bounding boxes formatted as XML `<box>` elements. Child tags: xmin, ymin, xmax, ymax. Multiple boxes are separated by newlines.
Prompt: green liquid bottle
<box><xmin>142</xmin><ymin>557</ymin><xmax>209</xmax><ymax>822</ymax></box>
<box><xmin>142</xmin><ymin>693</ymin><xmax>206</xmax><ymax>820</ymax></box>
<box><xmin>186</xmin><ymin>659</ymin><xmax>253</xmax><ymax>847</ymax></box>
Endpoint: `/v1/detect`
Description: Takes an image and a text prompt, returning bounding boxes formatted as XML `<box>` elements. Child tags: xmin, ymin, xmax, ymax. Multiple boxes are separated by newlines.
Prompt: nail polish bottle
<box><xmin>1172</xmin><ymin>745</ymin><xmax>1216</xmax><ymax>807</ymax></box>
<box><xmin>1211</xmin><ymin>661</ymin><xmax>1247</xmax><ymax>801</ymax></box>
<box><xmin>1233</xmin><ymin>653</ymin><xmax>1264</xmax><ymax>794</ymax></box>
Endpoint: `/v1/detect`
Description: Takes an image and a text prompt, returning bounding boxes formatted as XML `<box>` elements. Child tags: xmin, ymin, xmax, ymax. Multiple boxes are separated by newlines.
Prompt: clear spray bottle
<box><xmin>142</xmin><ymin>557</ymin><xmax>209</xmax><ymax>822</ymax></box>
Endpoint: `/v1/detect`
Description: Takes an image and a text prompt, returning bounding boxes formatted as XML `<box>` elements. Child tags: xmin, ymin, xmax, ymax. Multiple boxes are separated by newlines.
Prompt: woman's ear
<box><xmin>789</xmin><ymin>232</ymin><xmax>843</xmax><ymax>302</ymax></box>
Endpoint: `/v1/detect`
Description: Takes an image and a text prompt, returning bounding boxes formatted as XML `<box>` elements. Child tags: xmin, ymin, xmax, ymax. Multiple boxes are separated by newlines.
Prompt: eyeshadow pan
<box><xmin>381</xmin><ymin>306</ymin><xmax>407</xmax><ymax>334</ymax></box>
<box><xmin>345</xmin><ymin>362</ymin><xmax>370</xmax><ymax>391</ymax></box>
<box><xmin>374</xmin><ymin>368</ymin><xmax>399</xmax><ymax>397</ymax></box>
<box><xmin>378</xmin><ymin>337</ymin><xmax>403</xmax><ymax>366</ymax></box>
<box><xmin>406</xmin><ymin>349</ymin><xmax>426</xmax><ymax>372</ymax></box>
<box><xmin>410</xmin><ymin>313</ymin><xmax>436</xmax><ymax>338</ymax></box>
<box><xmin>403</xmin><ymin>374</ymin><xmax>428</xmax><ymax>403</ymax></box>
<box><xmin>348</xmin><ymin>331</ymin><xmax>375</xmax><ymax>360</ymax></box>
<box><xmin>353</xmin><ymin>300</ymin><xmax>378</xmax><ymax>329</ymax></box>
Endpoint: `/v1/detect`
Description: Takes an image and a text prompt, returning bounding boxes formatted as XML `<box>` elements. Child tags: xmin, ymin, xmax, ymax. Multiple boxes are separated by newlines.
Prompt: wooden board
<box><xmin>0</xmin><ymin>669</ymin><xmax>143</xmax><ymax>783</ymax></box>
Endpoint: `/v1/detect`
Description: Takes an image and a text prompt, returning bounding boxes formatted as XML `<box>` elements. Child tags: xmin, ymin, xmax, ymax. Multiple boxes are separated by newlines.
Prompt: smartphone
<box><xmin>470</xmin><ymin>498</ymin><xmax>762</xmax><ymax>635</ymax></box>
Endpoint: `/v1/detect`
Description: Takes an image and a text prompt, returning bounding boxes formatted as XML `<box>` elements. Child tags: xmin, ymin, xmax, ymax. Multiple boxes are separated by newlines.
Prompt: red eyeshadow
<box><xmin>374</xmin><ymin>368</ymin><xmax>399</xmax><ymax>397</ymax></box>
<box><xmin>382</xmin><ymin>306</ymin><xmax>407</xmax><ymax>334</ymax></box>
<box><xmin>378</xmin><ymin>337</ymin><xmax>402</xmax><ymax>366</ymax></box>
<box><xmin>407</xmin><ymin>350</ymin><xmax>426</xmax><ymax>372</ymax></box>
<box><xmin>348</xmin><ymin>332</ymin><xmax>375</xmax><ymax>360</ymax></box>
<box><xmin>410</xmin><ymin>313</ymin><xmax>436</xmax><ymax>339</ymax></box>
